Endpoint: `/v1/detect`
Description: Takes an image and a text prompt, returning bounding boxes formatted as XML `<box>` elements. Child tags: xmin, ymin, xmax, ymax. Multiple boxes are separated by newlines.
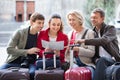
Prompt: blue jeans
<box><xmin>93</xmin><ymin>57</ymin><xmax>115</xmax><ymax>80</ymax></box>
<box><xmin>0</xmin><ymin>63</ymin><xmax>36</xmax><ymax>80</ymax></box>
<box><xmin>75</xmin><ymin>57</ymin><xmax>86</xmax><ymax>66</ymax></box>
<box><xmin>36</xmin><ymin>58</ymin><xmax>61</xmax><ymax>70</ymax></box>
<box><xmin>29</xmin><ymin>64</ymin><xmax>36</xmax><ymax>80</ymax></box>
<box><xmin>0</xmin><ymin>63</ymin><xmax>21</xmax><ymax>69</ymax></box>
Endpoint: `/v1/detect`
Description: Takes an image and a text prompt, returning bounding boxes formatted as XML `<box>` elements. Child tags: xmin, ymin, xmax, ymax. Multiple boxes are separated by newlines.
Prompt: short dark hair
<box><xmin>92</xmin><ymin>8</ymin><xmax>105</xmax><ymax>17</ymax></box>
<box><xmin>30</xmin><ymin>12</ymin><xmax>45</xmax><ymax>22</ymax></box>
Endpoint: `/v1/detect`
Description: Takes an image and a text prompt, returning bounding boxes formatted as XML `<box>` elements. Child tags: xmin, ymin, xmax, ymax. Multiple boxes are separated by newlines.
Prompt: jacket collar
<box><xmin>45</xmin><ymin>28</ymin><xmax>63</xmax><ymax>41</ymax></box>
<box><xmin>93</xmin><ymin>22</ymin><xmax>106</xmax><ymax>36</ymax></box>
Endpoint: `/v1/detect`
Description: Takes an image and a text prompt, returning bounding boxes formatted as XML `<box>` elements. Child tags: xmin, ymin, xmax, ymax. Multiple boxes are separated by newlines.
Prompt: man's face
<box><xmin>90</xmin><ymin>12</ymin><xmax>104</xmax><ymax>28</ymax></box>
<box><xmin>32</xmin><ymin>20</ymin><xmax>44</xmax><ymax>32</ymax></box>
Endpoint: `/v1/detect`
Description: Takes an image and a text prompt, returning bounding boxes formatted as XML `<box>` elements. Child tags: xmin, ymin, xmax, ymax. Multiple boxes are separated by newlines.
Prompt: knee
<box><xmin>29</xmin><ymin>64</ymin><xmax>36</xmax><ymax>73</ymax></box>
<box><xmin>97</xmin><ymin>57</ymin><xmax>108</xmax><ymax>64</ymax></box>
<box><xmin>97</xmin><ymin>57</ymin><xmax>114</xmax><ymax>67</ymax></box>
<box><xmin>36</xmin><ymin>60</ymin><xmax>43</xmax><ymax>69</ymax></box>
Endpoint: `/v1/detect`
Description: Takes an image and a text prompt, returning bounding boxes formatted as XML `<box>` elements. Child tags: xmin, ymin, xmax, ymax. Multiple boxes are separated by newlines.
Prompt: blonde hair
<box><xmin>67</xmin><ymin>10</ymin><xmax>84</xmax><ymax>25</ymax></box>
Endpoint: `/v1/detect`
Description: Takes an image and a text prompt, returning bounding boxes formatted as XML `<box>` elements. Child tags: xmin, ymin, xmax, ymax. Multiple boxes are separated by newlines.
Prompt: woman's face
<box><xmin>49</xmin><ymin>18</ymin><xmax>61</xmax><ymax>33</ymax></box>
<box><xmin>68</xmin><ymin>15</ymin><xmax>80</xmax><ymax>29</ymax></box>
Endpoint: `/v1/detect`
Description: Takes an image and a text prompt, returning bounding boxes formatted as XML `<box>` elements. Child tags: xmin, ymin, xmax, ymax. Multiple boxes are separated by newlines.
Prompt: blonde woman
<box><xmin>65</xmin><ymin>10</ymin><xmax>95</xmax><ymax>79</ymax></box>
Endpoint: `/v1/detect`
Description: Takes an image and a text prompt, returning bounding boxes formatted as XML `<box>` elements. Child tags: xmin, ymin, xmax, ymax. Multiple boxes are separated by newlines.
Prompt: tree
<box><xmin>84</xmin><ymin>0</ymin><xmax>115</xmax><ymax>28</ymax></box>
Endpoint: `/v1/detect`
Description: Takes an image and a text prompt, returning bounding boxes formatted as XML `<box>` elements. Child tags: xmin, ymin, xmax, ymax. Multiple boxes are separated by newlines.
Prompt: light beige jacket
<box><xmin>65</xmin><ymin>28</ymin><xmax>95</xmax><ymax>67</ymax></box>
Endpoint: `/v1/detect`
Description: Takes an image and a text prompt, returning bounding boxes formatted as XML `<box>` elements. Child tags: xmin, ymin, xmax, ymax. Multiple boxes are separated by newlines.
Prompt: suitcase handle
<box><xmin>47</xmin><ymin>70</ymin><xmax>54</xmax><ymax>73</ymax></box>
<box><xmin>43</xmin><ymin>52</ymin><xmax>56</xmax><ymax>70</ymax></box>
<box><xmin>69</xmin><ymin>44</ymin><xmax>80</xmax><ymax>68</ymax></box>
<box><xmin>8</xmin><ymin>67</ymin><xmax>20</xmax><ymax>72</ymax></box>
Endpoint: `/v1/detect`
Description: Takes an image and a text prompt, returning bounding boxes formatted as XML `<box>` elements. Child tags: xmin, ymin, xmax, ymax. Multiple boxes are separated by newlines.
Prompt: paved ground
<box><xmin>0</xmin><ymin>47</ymin><xmax>7</xmax><ymax>66</ymax></box>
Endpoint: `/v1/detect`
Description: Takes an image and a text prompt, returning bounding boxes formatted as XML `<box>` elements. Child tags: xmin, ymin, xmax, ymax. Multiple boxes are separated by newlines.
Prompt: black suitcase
<box><xmin>34</xmin><ymin>52</ymin><xmax>64</xmax><ymax>80</ymax></box>
<box><xmin>0</xmin><ymin>67</ymin><xmax>30</xmax><ymax>80</ymax></box>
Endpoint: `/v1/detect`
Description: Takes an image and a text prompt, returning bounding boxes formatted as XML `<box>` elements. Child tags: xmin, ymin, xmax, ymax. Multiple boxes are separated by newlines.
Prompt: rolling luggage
<box><xmin>65</xmin><ymin>44</ymin><xmax>92</xmax><ymax>80</ymax></box>
<box><xmin>65</xmin><ymin>67</ymin><xmax>91</xmax><ymax>80</ymax></box>
<box><xmin>34</xmin><ymin>52</ymin><xmax>64</xmax><ymax>80</ymax></box>
<box><xmin>0</xmin><ymin>67</ymin><xmax>30</xmax><ymax>80</ymax></box>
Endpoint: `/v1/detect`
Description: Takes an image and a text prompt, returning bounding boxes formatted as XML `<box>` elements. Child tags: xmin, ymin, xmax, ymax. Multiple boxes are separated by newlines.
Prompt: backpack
<box><xmin>104</xmin><ymin>62</ymin><xmax>120</xmax><ymax>80</ymax></box>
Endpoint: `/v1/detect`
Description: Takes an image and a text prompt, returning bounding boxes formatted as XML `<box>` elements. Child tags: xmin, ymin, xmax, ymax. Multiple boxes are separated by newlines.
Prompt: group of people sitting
<box><xmin>0</xmin><ymin>8</ymin><xmax>120</xmax><ymax>80</ymax></box>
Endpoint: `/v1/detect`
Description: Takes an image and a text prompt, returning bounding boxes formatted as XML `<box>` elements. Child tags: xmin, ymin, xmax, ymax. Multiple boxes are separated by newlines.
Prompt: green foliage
<box><xmin>84</xmin><ymin>0</ymin><xmax>115</xmax><ymax>28</ymax></box>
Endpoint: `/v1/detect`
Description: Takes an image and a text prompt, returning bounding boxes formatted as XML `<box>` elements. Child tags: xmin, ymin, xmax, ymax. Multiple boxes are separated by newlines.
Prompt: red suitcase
<box><xmin>0</xmin><ymin>67</ymin><xmax>30</xmax><ymax>80</ymax></box>
<box><xmin>65</xmin><ymin>44</ymin><xmax>92</xmax><ymax>80</ymax></box>
<box><xmin>65</xmin><ymin>67</ymin><xmax>91</xmax><ymax>80</ymax></box>
<box><xmin>34</xmin><ymin>52</ymin><xmax>64</xmax><ymax>80</ymax></box>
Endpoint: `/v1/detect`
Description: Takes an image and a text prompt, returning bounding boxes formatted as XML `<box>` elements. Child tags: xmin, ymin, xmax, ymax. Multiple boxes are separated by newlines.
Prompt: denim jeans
<box><xmin>93</xmin><ymin>57</ymin><xmax>115</xmax><ymax>80</ymax></box>
<box><xmin>0</xmin><ymin>63</ymin><xmax>36</xmax><ymax>80</ymax></box>
<box><xmin>0</xmin><ymin>63</ymin><xmax>21</xmax><ymax>69</ymax></box>
<box><xmin>29</xmin><ymin>64</ymin><xmax>36</xmax><ymax>80</ymax></box>
<box><xmin>36</xmin><ymin>58</ymin><xmax>61</xmax><ymax>70</ymax></box>
<box><xmin>75</xmin><ymin>57</ymin><xmax>86</xmax><ymax>66</ymax></box>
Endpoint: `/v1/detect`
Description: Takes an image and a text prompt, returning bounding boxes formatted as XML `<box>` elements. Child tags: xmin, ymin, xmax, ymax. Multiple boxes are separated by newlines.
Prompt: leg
<box><xmin>36</xmin><ymin>58</ymin><xmax>61</xmax><ymax>70</ymax></box>
<box><xmin>36</xmin><ymin>58</ymin><xmax>43</xmax><ymax>70</ymax></box>
<box><xmin>29</xmin><ymin>64</ymin><xmax>36</xmax><ymax>80</ymax></box>
<box><xmin>93</xmin><ymin>57</ymin><xmax>115</xmax><ymax>80</ymax></box>
<box><xmin>45</xmin><ymin>59</ymin><xmax>61</xmax><ymax>68</ymax></box>
<box><xmin>0</xmin><ymin>63</ymin><xmax>20</xmax><ymax>69</ymax></box>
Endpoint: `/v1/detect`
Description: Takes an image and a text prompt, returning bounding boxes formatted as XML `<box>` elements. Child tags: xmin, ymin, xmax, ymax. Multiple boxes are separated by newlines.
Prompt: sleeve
<box><xmin>7</xmin><ymin>29</ymin><xmax>27</xmax><ymax>56</ymax></box>
<box><xmin>59</xmin><ymin>34</ymin><xmax>69</xmax><ymax>63</ymax></box>
<box><xmin>37</xmin><ymin>32</ymin><xmax>44</xmax><ymax>58</ymax></box>
<box><xmin>78</xmin><ymin>30</ymin><xmax>95</xmax><ymax>58</ymax></box>
<box><xmin>85</xmin><ymin>26</ymin><xmax>117</xmax><ymax>46</ymax></box>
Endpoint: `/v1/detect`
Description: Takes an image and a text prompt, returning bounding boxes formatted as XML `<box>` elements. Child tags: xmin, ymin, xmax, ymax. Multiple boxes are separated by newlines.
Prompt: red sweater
<box><xmin>37</xmin><ymin>28</ymin><xmax>68</xmax><ymax>63</ymax></box>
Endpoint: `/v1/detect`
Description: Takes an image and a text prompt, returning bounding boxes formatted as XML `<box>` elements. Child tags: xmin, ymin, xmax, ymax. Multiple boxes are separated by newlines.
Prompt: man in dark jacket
<box><xmin>76</xmin><ymin>8</ymin><xmax>120</xmax><ymax>80</ymax></box>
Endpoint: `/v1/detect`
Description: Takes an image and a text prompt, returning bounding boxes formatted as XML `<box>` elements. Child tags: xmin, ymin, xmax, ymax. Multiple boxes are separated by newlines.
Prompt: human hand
<box><xmin>73</xmin><ymin>47</ymin><xmax>79</xmax><ymax>52</ymax></box>
<box><xmin>54</xmin><ymin>50</ymin><xmax>60</xmax><ymax>56</ymax></box>
<box><xmin>44</xmin><ymin>48</ymin><xmax>53</xmax><ymax>52</ymax></box>
<box><xmin>75</xmin><ymin>39</ymin><xmax>85</xmax><ymax>44</ymax></box>
<box><xmin>27</xmin><ymin>47</ymin><xmax>40</xmax><ymax>54</ymax></box>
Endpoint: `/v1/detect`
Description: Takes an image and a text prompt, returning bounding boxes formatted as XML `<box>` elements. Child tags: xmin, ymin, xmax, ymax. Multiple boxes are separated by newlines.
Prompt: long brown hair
<box><xmin>49</xmin><ymin>14</ymin><xmax>63</xmax><ymax>32</ymax></box>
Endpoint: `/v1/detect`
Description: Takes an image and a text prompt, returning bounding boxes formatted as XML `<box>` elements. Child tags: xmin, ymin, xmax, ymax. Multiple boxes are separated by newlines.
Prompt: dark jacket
<box><xmin>85</xmin><ymin>23</ymin><xmax>120</xmax><ymax>63</ymax></box>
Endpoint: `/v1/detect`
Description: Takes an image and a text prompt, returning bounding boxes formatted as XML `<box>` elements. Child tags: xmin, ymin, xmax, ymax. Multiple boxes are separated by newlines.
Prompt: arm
<box><xmin>85</xmin><ymin>26</ymin><xmax>117</xmax><ymax>46</ymax></box>
<box><xmin>7</xmin><ymin>29</ymin><xmax>39</xmax><ymax>56</ymax></box>
<box><xmin>37</xmin><ymin>32</ymin><xmax>45</xmax><ymax>58</ymax></box>
<box><xmin>7</xmin><ymin>29</ymin><xmax>28</xmax><ymax>56</ymax></box>
<box><xmin>59</xmin><ymin>35</ymin><xmax>69</xmax><ymax>63</ymax></box>
<box><xmin>74</xmin><ymin>30</ymin><xmax>95</xmax><ymax>58</ymax></box>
